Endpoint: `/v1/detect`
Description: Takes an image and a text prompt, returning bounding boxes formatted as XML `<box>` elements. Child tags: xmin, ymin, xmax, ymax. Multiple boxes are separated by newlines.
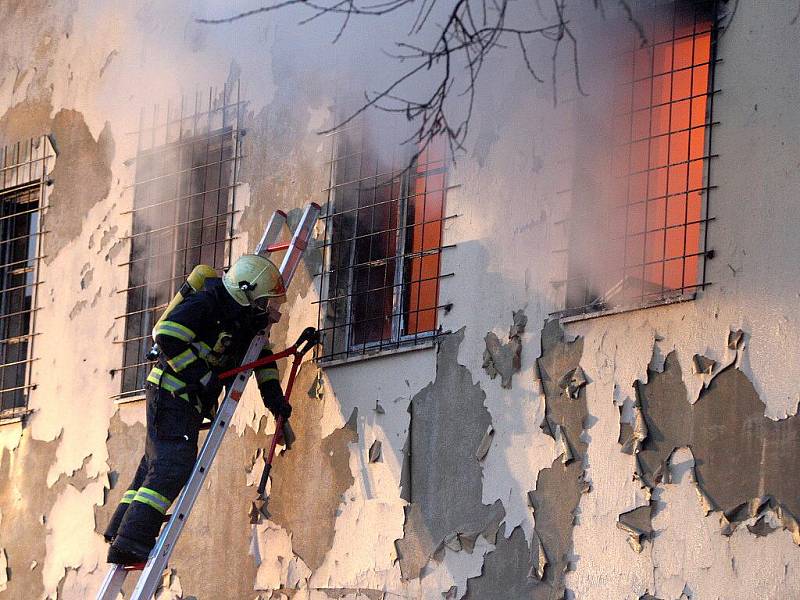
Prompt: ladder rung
<box><xmin>125</xmin><ymin>563</ymin><xmax>146</xmax><ymax>571</ymax></box>
<box><xmin>266</xmin><ymin>241</ymin><xmax>290</xmax><ymax>252</ymax></box>
<box><xmin>255</xmin><ymin>210</ymin><xmax>288</xmax><ymax>256</ymax></box>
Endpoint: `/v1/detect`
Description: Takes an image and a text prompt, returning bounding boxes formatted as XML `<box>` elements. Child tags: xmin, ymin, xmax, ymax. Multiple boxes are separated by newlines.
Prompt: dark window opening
<box><xmin>317</xmin><ymin>125</ymin><xmax>451</xmax><ymax>362</ymax></box>
<box><xmin>560</xmin><ymin>1</ymin><xmax>718</xmax><ymax>319</ymax></box>
<box><xmin>117</xmin><ymin>85</ymin><xmax>243</xmax><ymax>399</ymax></box>
<box><xmin>0</xmin><ymin>136</ymin><xmax>51</xmax><ymax>418</ymax></box>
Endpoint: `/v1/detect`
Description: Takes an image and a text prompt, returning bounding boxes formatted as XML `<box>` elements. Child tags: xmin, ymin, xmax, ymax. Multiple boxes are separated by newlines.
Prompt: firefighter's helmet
<box><xmin>223</xmin><ymin>254</ymin><xmax>286</xmax><ymax>310</ymax></box>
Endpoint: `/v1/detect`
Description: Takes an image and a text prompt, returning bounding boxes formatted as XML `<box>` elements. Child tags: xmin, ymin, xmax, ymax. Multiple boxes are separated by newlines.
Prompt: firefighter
<box><xmin>104</xmin><ymin>255</ymin><xmax>292</xmax><ymax>565</ymax></box>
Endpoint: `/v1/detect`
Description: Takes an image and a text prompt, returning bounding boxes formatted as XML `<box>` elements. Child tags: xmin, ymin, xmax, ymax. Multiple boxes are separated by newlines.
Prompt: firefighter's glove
<box><xmin>260</xmin><ymin>379</ymin><xmax>292</xmax><ymax>420</ymax></box>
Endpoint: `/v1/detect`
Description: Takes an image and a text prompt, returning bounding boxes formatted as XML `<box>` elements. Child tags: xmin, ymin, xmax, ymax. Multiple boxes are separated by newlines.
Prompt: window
<box><xmin>316</xmin><ymin>124</ymin><xmax>451</xmax><ymax>362</ymax></box>
<box><xmin>117</xmin><ymin>85</ymin><xmax>244</xmax><ymax>399</ymax></box>
<box><xmin>561</xmin><ymin>1</ymin><xmax>717</xmax><ymax>319</ymax></box>
<box><xmin>0</xmin><ymin>136</ymin><xmax>52</xmax><ymax>419</ymax></box>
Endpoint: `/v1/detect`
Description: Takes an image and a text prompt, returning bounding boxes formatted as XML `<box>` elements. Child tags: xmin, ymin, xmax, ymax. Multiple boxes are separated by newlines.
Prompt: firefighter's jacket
<box><xmin>146</xmin><ymin>277</ymin><xmax>280</xmax><ymax>416</ymax></box>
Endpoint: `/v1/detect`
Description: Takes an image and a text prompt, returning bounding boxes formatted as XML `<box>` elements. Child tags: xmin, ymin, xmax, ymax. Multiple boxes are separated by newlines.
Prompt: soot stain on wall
<box><xmin>238</xmin><ymin>50</ymin><xmax>327</xmax><ymax>267</ymax></box>
<box><xmin>0</xmin><ymin>97</ymin><xmax>115</xmax><ymax>265</ymax></box>
<box><xmin>0</xmin><ymin>428</ymin><xmax>107</xmax><ymax>598</ymax></box>
<box><xmin>45</xmin><ymin>110</ymin><xmax>114</xmax><ymax>262</ymax></box>
<box><xmin>0</xmin><ymin>436</ymin><xmax>58</xmax><ymax>598</ymax></box>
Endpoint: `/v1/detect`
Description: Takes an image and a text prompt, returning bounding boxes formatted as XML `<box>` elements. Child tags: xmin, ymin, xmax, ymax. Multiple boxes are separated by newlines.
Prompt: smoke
<box><xmin>557</xmin><ymin>1</ymin><xmax>716</xmax><ymax>314</ymax></box>
<box><xmin>62</xmin><ymin>0</ymin><xmax>710</xmax><ymax>322</ymax></box>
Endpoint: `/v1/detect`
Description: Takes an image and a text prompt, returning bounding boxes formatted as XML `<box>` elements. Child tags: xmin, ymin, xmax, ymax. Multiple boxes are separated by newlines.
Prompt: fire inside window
<box><xmin>562</xmin><ymin>1</ymin><xmax>718</xmax><ymax>318</ymax></box>
<box><xmin>317</xmin><ymin>126</ymin><xmax>452</xmax><ymax>362</ymax></box>
<box><xmin>0</xmin><ymin>136</ymin><xmax>52</xmax><ymax>419</ymax></box>
<box><xmin>117</xmin><ymin>85</ymin><xmax>243</xmax><ymax>399</ymax></box>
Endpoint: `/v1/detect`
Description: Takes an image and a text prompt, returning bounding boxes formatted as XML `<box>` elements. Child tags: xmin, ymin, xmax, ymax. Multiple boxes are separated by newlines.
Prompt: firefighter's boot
<box><xmin>107</xmin><ymin>543</ymin><xmax>148</xmax><ymax>566</ymax></box>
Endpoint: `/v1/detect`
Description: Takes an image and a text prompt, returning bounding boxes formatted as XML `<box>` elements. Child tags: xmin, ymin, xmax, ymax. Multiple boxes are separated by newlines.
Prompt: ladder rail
<box><xmin>257</xmin><ymin>210</ymin><xmax>288</xmax><ymax>257</ymax></box>
<box><xmin>96</xmin><ymin>203</ymin><xmax>320</xmax><ymax>600</ymax></box>
<box><xmin>275</xmin><ymin>203</ymin><xmax>318</xmax><ymax>282</ymax></box>
<box><xmin>96</xmin><ymin>562</ymin><xmax>128</xmax><ymax>600</ymax></box>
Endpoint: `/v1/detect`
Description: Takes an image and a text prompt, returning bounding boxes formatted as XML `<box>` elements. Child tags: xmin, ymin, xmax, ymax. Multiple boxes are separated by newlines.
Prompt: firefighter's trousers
<box><xmin>104</xmin><ymin>382</ymin><xmax>202</xmax><ymax>557</ymax></box>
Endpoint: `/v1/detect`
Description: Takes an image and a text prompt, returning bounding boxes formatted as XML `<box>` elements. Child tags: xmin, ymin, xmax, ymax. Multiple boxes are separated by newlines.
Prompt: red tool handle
<box><xmin>217</xmin><ymin>346</ymin><xmax>294</xmax><ymax>380</ymax></box>
<box><xmin>218</xmin><ymin>326</ymin><xmax>320</xmax><ymax>381</ymax></box>
<box><xmin>257</xmin><ymin>338</ymin><xmax>304</xmax><ymax>495</ymax></box>
<box><xmin>208</xmin><ymin>327</ymin><xmax>319</xmax><ymax>496</ymax></box>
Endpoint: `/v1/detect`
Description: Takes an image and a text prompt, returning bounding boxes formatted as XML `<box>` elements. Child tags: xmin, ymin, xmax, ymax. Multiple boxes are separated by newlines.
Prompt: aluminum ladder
<box><xmin>96</xmin><ymin>202</ymin><xmax>321</xmax><ymax>600</ymax></box>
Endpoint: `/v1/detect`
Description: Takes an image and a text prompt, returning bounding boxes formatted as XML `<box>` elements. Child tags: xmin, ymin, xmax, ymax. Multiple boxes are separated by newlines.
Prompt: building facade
<box><xmin>0</xmin><ymin>1</ymin><xmax>798</xmax><ymax>598</ymax></box>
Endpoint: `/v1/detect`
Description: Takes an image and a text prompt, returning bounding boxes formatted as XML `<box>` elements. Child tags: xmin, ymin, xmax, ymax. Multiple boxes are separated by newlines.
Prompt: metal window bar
<box><xmin>317</xmin><ymin>303</ymin><xmax>453</xmax><ymax>362</ymax></box>
<box><xmin>317</xmin><ymin>181</ymin><xmax>454</xmax><ymax>221</ymax></box>
<box><xmin>615</xmin><ymin>88</ymin><xmax>720</xmax><ymax>120</ymax></box>
<box><xmin>315</xmin><ymin>244</ymin><xmax>455</xmax><ymax>278</ymax></box>
<box><xmin>0</xmin><ymin>136</ymin><xmax>53</xmax><ymax>419</ymax></box>
<box><xmin>619</xmin><ymin>120</ymin><xmax>719</xmax><ymax>147</ymax></box>
<box><xmin>131</xmin><ymin>124</ymin><xmax>241</xmax><ymax>159</ymax></box>
<box><xmin>315</xmin><ymin>267</ymin><xmax>454</xmax><ymax>305</ymax></box>
<box><xmin>118</xmin><ymin>235</ymin><xmax>239</xmax><ymax>268</ymax></box>
<box><xmin>609</xmin><ymin>183</ymin><xmax>717</xmax><ymax>210</ymax></box>
<box><xmin>130</xmin><ymin>100</ymin><xmax>248</xmax><ymax>147</ymax></box>
<box><xmin>119</xmin><ymin>182</ymin><xmax>241</xmax><ymax>215</ymax></box>
<box><xmin>118</xmin><ymin>82</ymin><xmax>244</xmax><ymax>397</ymax></box>
<box><xmin>122</xmin><ymin>153</ymin><xmax>244</xmax><ymax>192</ymax></box>
<box><xmin>559</xmin><ymin>0</ymin><xmax>718</xmax><ymax>318</ymax></box>
<box><xmin>316</xmin><ymin>214</ymin><xmax>457</xmax><ymax>252</ymax></box>
<box><xmin>119</xmin><ymin>209</ymin><xmax>240</xmax><ymax>241</ymax></box>
<box><xmin>316</xmin><ymin>119</ymin><xmax>453</xmax><ymax>362</ymax></box>
<box><xmin>619</xmin><ymin>57</ymin><xmax>718</xmax><ymax>87</ymax></box>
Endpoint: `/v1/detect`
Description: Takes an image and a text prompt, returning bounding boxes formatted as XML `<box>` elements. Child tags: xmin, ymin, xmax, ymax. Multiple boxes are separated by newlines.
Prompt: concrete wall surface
<box><xmin>0</xmin><ymin>1</ymin><xmax>798</xmax><ymax>598</ymax></box>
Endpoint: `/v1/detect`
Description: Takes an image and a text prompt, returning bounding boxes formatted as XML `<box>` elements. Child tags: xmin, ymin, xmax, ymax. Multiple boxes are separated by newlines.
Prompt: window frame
<box><xmin>557</xmin><ymin>0</ymin><xmax>720</xmax><ymax>323</ymax></box>
<box><xmin>0</xmin><ymin>135</ymin><xmax>53</xmax><ymax>421</ymax></box>
<box><xmin>316</xmin><ymin>126</ymin><xmax>451</xmax><ymax>365</ymax></box>
<box><xmin>115</xmin><ymin>84</ymin><xmax>244</xmax><ymax>401</ymax></box>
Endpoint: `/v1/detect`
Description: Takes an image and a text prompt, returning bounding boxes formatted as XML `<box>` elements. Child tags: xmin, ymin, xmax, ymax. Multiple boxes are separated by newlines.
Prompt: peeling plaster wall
<box><xmin>396</xmin><ymin>328</ymin><xmax>505</xmax><ymax>581</ymax></box>
<box><xmin>1</xmin><ymin>1</ymin><xmax>799</xmax><ymax>599</ymax></box>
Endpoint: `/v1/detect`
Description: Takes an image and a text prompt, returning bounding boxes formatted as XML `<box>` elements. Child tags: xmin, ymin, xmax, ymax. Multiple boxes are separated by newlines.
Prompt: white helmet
<box><xmin>223</xmin><ymin>254</ymin><xmax>286</xmax><ymax>310</ymax></box>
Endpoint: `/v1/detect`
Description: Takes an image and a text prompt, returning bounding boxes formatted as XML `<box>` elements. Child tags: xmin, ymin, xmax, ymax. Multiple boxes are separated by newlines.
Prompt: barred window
<box><xmin>317</xmin><ymin>125</ymin><xmax>452</xmax><ymax>362</ymax></box>
<box><xmin>0</xmin><ymin>136</ymin><xmax>52</xmax><ymax>419</ymax></box>
<box><xmin>561</xmin><ymin>1</ymin><xmax>718</xmax><ymax>319</ymax></box>
<box><xmin>116</xmin><ymin>85</ymin><xmax>243</xmax><ymax>399</ymax></box>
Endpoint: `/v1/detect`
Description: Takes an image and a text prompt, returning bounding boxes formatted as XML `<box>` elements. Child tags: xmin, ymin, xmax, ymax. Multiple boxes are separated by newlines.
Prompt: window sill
<box><xmin>114</xmin><ymin>393</ymin><xmax>146</xmax><ymax>405</ymax></box>
<box><xmin>0</xmin><ymin>409</ymin><xmax>31</xmax><ymax>426</ymax></box>
<box><xmin>318</xmin><ymin>339</ymin><xmax>436</xmax><ymax>368</ymax></box>
<box><xmin>558</xmin><ymin>292</ymin><xmax>697</xmax><ymax>324</ymax></box>
<box><xmin>0</xmin><ymin>415</ymin><xmax>25</xmax><ymax>426</ymax></box>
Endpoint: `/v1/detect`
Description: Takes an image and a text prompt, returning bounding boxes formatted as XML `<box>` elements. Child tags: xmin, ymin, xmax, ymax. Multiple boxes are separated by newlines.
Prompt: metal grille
<box><xmin>559</xmin><ymin>1</ymin><xmax>719</xmax><ymax>319</ymax></box>
<box><xmin>0</xmin><ymin>136</ymin><xmax>53</xmax><ymax>419</ymax></box>
<box><xmin>316</xmin><ymin>124</ymin><xmax>454</xmax><ymax>363</ymax></box>
<box><xmin>116</xmin><ymin>83</ymin><xmax>244</xmax><ymax>399</ymax></box>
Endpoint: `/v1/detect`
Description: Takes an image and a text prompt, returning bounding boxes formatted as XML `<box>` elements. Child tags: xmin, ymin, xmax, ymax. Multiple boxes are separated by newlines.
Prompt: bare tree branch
<box><xmin>196</xmin><ymin>0</ymin><xmax>307</xmax><ymax>24</ymax></box>
<box><xmin>614</xmin><ymin>0</ymin><xmax>648</xmax><ymax>46</ymax></box>
<box><xmin>197</xmin><ymin>0</ymin><xmax>640</xmax><ymax>163</ymax></box>
<box><xmin>196</xmin><ymin>0</ymin><xmax>416</xmax><ymax>24</ymax></box>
